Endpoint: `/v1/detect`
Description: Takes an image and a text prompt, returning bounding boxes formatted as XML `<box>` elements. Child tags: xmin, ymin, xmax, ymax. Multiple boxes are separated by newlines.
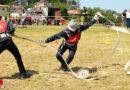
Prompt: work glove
<box><xmin>39</xmin><ymin>39</ymin><xmax>45</xmax><ymax>43</ymax></box>
<box><xmin>93</xmin><ymin>13</ymin><xmax>99</xmax><ymax>21</ymax></box>
<box><xmin>96</xmin><ymin>12</ymin><xmax>105</xmax><ymax>18</ymax></box>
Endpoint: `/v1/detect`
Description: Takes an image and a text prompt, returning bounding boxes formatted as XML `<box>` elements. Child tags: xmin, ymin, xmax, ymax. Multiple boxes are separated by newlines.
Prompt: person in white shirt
<box><xmin>122</xmin><ymin>9</ymin><xmax>127</xmax><ymax>27</ymax></box>
<box><xmin>126</xmin><ymin>9</ymin><xmax>130</xmax><ymax>28</ymax></box>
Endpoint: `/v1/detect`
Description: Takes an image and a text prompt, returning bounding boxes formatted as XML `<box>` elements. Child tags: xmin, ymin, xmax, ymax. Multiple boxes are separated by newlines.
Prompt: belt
<box><xmin>0</xmin><ymin>33</ymin><xmax>10</xmax><ymax>38</ymax></box>
<box><xmin>64</xmin><ymin>39</ymin><xmax>75</xmax><ymax>46</ymax></box>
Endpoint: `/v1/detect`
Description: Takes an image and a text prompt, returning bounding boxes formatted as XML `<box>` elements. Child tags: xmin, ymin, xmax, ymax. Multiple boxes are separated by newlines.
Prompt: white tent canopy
<box><xmin>11</xmin><ymin>13</ymin><xmax>20</xmax><ymax>17</ymax></box>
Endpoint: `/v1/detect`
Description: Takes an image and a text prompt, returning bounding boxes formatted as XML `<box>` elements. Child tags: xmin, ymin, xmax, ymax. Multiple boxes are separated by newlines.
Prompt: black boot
<box><xmin>55</xmin><ymin>64</ymin><xmax>70</xmax><ymax>72</ymax></box>
<box><xmin>60</xmin><ymin>64</ymin><xmax>70</xmax><ymax>72</ymax></box>
<box><xmin>55</xmin><ymin>64</ymin><xmax>65</xmax><ymax>71</ymax></box>
<box><xmin>63</xmin><ymin>65</ymin><xmax>70</xmax><ymax>72</ymax></box>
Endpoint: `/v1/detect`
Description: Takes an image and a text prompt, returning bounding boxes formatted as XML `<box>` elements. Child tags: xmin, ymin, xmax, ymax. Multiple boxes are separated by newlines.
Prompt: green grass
<box><xmin>0</xmin><ymin>25</ymin><xmax>130</xmax><ymax>90</ymax></box>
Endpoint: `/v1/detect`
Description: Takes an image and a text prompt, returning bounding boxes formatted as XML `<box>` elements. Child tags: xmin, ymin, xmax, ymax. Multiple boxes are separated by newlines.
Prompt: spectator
<box><xmin>18</xmin><ymin>16</ymin><xmax>21</xmax><ymax>25</ymax></box>
<box><xmin>122</xmin><ymin>9</ymin><xmax>127</xmax><ymax>27</ymax></box>
<box><xmin>22</xmin><ymin>11</ymin><xmax>27</xmax><ymax>25</ymax></box>
<box><xmin>126</xmin><ymin>9</ymin><xmax>130</xmax><ymax>28</ymax></box>
<box><xmin>21</xmin><ymin>18</ymin><xmax>26</xmax><ymax>28</ymax></box>
<box><xmin>26</xmin><ymin>15</ymin><xmax>32</xmax><ymax>25</ymax></box>
<box><xmin>60</xmin><ymin>18</ymin><xmax>66</xmax><ymax>25</ymax></box>
<box><xmin>15</xmin><ymin>16</ymin><xmax>19</xmax><ymax>28</ymax></box>
<box><xmin>47</xmin><ymin>16</ymin><xmax>51</xmax><ymax>25</ymax></box>
<box><xmin>41</xmin><ymin>16</ymin><xmax>46</xmax><ymax>25</ymax></box>
<box><xmin>81</xmin><ymin>7</ymin><xmax>88</xmax><ymax>24</ymax></box>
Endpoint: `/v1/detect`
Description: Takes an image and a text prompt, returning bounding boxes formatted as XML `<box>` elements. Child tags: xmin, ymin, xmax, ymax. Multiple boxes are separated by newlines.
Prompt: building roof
<box><xmin>0</xmin><ymin>4</ymin><xmax>8</xmax><ymax>7</ymax></box>
<box><xmin>35</xmin><ymin>0</ymin><xmax>55</xmax><ymax>8</ymax></box>
<box><xmin>13</xmin><ymin>0</ymin><xmax>27</xmax><ymax>3</ymax></box>
<box><xmin>11</xmin><ymin>5</ymin><xmax>24</xmax><ymax>9</ymax></box>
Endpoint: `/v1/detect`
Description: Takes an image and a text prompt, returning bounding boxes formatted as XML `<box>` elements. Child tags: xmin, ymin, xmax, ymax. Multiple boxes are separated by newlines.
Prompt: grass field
<box><xmin>0</xmin><ymin>24</ymin><xmax>130</xmax><ymax>90</ymax></box>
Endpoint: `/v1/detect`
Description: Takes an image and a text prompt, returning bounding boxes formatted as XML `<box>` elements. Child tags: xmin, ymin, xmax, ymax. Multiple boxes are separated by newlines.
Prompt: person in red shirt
<box><xmin>0</xmin><ymin>16</ymin><xmax>30</xmax><ymax>79</ymax></box>
<box><xmin>60</xmin><ymin>18</ymin><xmax>66</xmax><ymax>25</ymax></box>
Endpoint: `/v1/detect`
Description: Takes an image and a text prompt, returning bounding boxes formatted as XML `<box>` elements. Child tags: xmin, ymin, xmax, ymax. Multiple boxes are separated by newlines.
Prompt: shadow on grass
<box><xmin>71</xmin><ymin>63</ymin><xmax>123</xmax><ymax>73</ymax></box>
<box><xmin>71</xmin><ymin>66</ymin><xmax>82</xmax><ymax>72</ymax></box>
<box><xmin>98</xmin><ymin>63</ymin><xmax>124</xmax><ymax>69</ymax></box>
<box><xmin>0</xmin><ymin>69</ymin><xmax>38</xmax><ymax>79</ymax></box>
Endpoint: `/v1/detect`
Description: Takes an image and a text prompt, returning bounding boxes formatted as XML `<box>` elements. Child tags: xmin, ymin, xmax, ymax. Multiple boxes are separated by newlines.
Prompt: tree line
<box><xmin>0</xmin><ymin>0</ymin><xmax>77</xmax><ymax>5</ymax></box>
<box><xmin>0</xmin><ymin>0</ymin><xmax>121</xmax><ymax>25</ymax></box>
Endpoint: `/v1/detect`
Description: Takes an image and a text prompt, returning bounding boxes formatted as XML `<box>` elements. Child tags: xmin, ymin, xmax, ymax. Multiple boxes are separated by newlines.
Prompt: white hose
<box><xmin>124</xmin><ymin>60</ymin><xmax>130</xmax><ymax>75</ymax></box>
<box><xmin>96</xmin><ymin>12</ymin><xmax>120</xmax><ymax>57</ymax></box>
<box><xmin>46</xmin><ymin>45</ymin><xmax>94</xmax><ymax>81</ymax></box>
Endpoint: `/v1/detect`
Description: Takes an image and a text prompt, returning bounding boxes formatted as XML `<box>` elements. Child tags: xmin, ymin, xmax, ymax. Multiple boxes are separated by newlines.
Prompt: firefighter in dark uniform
<box><xmin>0</xmin><ymin>16</ymin><xmax>30</xmax><ymax>79</ymax></box>
<box><xmin>41</xmin><ymin>14</ymin><xmax>98</xmax><ymax>72</ymax></box>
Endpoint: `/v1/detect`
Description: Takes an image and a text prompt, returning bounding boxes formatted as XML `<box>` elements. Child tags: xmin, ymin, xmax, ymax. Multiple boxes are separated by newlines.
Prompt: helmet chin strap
<box><xmin>68</xmin><ymin>25</ymin><xmax>76</xmax><ymax>31</ymax></box>
<box><xmin>68</xmin><ymin>25</ymin><xmax>80</xmax><ymax>32</ymax></box>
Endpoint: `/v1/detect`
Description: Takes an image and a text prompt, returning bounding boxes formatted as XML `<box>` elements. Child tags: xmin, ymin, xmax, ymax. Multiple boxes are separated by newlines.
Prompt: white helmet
<box><xmin>68</xmin><ymin>20</ymin><xmax>79</xmax><ymax>31</ymax></box>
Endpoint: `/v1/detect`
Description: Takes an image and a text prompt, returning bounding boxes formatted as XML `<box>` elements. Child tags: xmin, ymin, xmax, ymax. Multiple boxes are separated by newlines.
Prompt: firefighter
<box><xmin>0</xmin><ymin>16</ymin><xmax>30</xmax><ymax>79</ymax></box>
<box><xmin>41</xmin><ymin>14</ymin><xmax>98</xmax><ymax>72</ymax></box>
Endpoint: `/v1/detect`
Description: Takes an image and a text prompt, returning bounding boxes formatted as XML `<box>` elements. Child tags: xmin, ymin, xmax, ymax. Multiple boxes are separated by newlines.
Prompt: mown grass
<box><xmin>0</xmin><ymin>24</ymin><xmax>130</xmax><ymax>90</ymax></box>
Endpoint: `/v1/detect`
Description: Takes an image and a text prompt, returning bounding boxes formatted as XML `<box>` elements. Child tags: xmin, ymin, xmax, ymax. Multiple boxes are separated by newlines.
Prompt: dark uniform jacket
<box><xmin>45</xmin><ymin>19</ymin><xmax>96</xmax><ymax>45</ymax></box>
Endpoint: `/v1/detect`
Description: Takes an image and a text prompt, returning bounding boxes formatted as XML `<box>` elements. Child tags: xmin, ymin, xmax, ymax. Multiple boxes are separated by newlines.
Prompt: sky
<box><xmin>79</xmin><ymin>0</ymin><xmax>130</xmax><ymax>13</ymax></box>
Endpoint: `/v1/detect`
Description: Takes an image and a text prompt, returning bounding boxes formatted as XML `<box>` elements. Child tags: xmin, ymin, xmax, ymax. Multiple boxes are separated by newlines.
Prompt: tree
<box><xmin>55</xmin><ymin>1</ymin><xmax>68</xmax><ymax>18</ymax></box>
<box><xmin>61</xmin><ymin>8</ymin><xmax>68</xmax><ymax>18</ymax></box>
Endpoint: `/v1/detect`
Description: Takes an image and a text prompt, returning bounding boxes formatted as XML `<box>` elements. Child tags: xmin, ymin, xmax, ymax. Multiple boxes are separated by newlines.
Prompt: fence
<box><xmin>11</xmin><ymin>16</ymin><xmax>124</xmax><ymax>27</ymax></box>
<box><xmin>29</xmin><ymin>16</ymin><xmax>123</xmax><ymax>26</ymax></box>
